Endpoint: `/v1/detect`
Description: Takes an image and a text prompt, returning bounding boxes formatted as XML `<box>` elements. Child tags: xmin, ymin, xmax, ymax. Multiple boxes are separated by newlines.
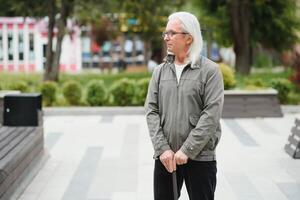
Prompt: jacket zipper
<box><xmin>169</xmin><ymin>64</ymin><xmax>178</xmax><ymax>150</ymax></box>
<box><xmin>175</xmin><ymin>65</ymin><xmax>189</xmax><ymax>150</ymax></box>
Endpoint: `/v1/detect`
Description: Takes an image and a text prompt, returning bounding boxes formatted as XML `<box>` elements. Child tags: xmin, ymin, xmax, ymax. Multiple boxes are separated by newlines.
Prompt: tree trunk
<box><xmin>230</xmin><ymin>0</ymin><xmax>251</xmax><ymax>74</ymax></box>
<box><xmin>51</xmin><ymin>24</ymin><xmax>64</xmax><ymax>81</ymax></box>
<box><xmin>144</xmin><ymin>40</ymin><xmax>151</xmax><ymax>64</ymax></box>
<box><xmin>51</xmin><ymin>0</ymin><xmax>68</xmax><ymax>81</ymax></box>
<box><xmin>44</xmin><ymin>0</ymin><xmax>55</xmax><ymax>81</ymax></box>
<box><xmin>132</xmin><ymin>35</ymin><xmax>137</xmax><ymax>65</ymax></box>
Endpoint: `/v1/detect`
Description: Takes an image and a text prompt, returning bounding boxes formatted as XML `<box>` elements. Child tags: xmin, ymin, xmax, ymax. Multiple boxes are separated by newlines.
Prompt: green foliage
<box><xmin>219</xmin><ymin>63</ymin><xmax>236</xmax><ymax>89</ymax></box>
<box><xmin>191</xmin><ymin>0</ymin><xmax>230</xmax><ymax>46</ymax></box>
<box><xmin>110</xmin><ymin>78</ymin><xmax>136</xmax><ymax>106</ymax></box>
<box><xmin>1</xmin><ymin>70</ymin><xmax>300</xmax><ymax>105</ymax></box>
<box><xmin>62</xmin><ymin>80</ymin><xmax>82</xmax><ymax>105</ymax></box>
<box><xmin>270</xmin><ymin>78</ymin><xmax>292</xmax><ymax>104</ymax></box>
<box><xmin>59</xmin><ymin>72</ymin><xmax>151</xmax><ymax>87</ymax></box>
<box><xmin>120</xmin><ymin>0</ymin><xmax>185</xmax><ymax>40</ymax></box>
<box><xmin>0</xmin><ymin>0</ymin><xmax>47</xmax><ymax>16</ymax></box>
<box><xmin>193</xmin><ymin>0</ymin><xmax>300</xmax><ymax>51</ymax></box>
<box><xmin>86</xmin><ymin>80</ymin><xmax>107</xmax><ymax>106</ymax></box>
<box><xmin>253</xmin><ymin>53</ymin><xmax>273</xmax><ymax>68</ymax></box>
<box><xmin>245</xmin><ymin>78</ymin><xmax>266</xmax><ymax>89</ymax></box>
<box><xmin>251</xmin><ymin>0</ymin><xmax>300</xmax><ymax>51</ymax></box>
<box><xmin>9</xmin><ymin>80</ymin><xmax>29</xmax><ymax>92</ymax></box>
<box><xmin>40</xmin><ymin>81</ymin><xmax>57</xmax><ymax>106</ymax></box>
<box><xmin>0</xmin><ymin>72</ymin><xmax>41</xmax><ymax>90</ymax></box>
<box><xmin>135</xmin><ymin>78</ymin><xmax>151</xmax><ymax>105</ymax></box>
<box><xmin>287</xmin><ymin>91</ymin><xmax>300</xmax><ymax>105</ymax></box>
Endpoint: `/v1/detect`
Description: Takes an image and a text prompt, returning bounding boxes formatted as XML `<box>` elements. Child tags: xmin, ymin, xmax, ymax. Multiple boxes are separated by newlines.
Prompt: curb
<box><xmin>43</xmin><ymin>107</ymin><xmax>145</xmax><ymax>116</ymax></box>
<box><xmin>281</xmin><ymin>105</ymin><xmax>300</xmax><ymax>114</ymax></box>
<box><xmin>43</xmin><ymin>105</ymin><xmax>300</xmax><ymax>116</ymax></box>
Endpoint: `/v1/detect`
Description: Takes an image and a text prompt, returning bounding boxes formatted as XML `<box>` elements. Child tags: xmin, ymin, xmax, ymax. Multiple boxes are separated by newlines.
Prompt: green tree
<box><xmin>192</xmin><ymin>0</ymin><xmax>300</xmax><ymax>74</ymax></box>
<box><xmin>0</xmin><ymin>0</ymin><xmax>70</xmax><ymax>81</ymax></box>
<box><xmin>0</xmin><ymin>0</ymin><xmax>115</xmax><ymax>81</ymax></box>
<box><xmin>120</xmin><ymin>0</ymin><xmax>186</xmax><ymax>62</ymax></box>
<box><xmin>44</xmin><ymin>0</ymin><xmax>75</xmax><ymax>82</ymax></box>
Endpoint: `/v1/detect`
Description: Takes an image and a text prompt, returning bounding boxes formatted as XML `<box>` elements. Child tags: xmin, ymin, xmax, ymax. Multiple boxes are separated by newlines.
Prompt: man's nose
<box><xmin>164</xmin><ymin>35</ymin><xmax>170</xmax><ymax>41</ymax></box>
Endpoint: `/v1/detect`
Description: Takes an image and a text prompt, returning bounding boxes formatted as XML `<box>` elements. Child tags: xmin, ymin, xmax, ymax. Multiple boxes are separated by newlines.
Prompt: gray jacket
<box><xmin>145</xmin><ymin>56</ymin><xmax>224</xmax><ymax>161</ymax></box>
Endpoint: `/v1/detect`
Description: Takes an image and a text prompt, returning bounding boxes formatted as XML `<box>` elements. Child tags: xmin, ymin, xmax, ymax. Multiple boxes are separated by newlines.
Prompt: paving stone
<box><xmin>17</xmin><ymin>113</ymin><xmax>300</xmax><ymax>200</ymax></box>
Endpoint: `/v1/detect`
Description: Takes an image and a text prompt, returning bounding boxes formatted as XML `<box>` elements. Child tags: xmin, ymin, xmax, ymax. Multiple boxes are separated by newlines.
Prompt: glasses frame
<box><xmin>162</xmin><ymin>31</ymin><xmax>189</xmax><ymax>38</ymax></box>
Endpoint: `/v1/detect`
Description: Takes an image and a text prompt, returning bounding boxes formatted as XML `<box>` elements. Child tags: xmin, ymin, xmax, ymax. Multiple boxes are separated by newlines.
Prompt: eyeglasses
<box><xmin>162</xmin><ymin>31</ymin><xmax>189</xmax><ymax>38</ymax></box>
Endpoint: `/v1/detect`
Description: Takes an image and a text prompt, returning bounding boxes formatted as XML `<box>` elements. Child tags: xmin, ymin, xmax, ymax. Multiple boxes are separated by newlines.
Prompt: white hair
<box><xmin>168</xmin><ymin>12</ymin><xmax>203</xmax><ymax>65</ymax></box>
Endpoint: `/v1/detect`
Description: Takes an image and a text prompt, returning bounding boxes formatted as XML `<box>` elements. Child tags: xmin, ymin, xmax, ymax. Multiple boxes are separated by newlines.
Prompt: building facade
<box><xmin>0</xmin><ymin>17</ymin><xmax>82</xmax><ymax>73</ymax></box>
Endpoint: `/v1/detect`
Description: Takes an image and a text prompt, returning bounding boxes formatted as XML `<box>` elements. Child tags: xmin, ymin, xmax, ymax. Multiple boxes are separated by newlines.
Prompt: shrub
<box><xmin>270</xmin><ymin>78</ymin><xmax>292</xmax><ymax>104</ymax></box>
<box><xmin>110</xmin><ymin>78</ymin><xmax>136</xmax><ymax>106</ymax></box>
<box><xmin>40</xmin><ymin>81</ymin><xmax>57</xmax><ymax>106</ymax></box>
<box><xmin>244</xmin><ymin>78</ymin><xmax>267</xmax><ymax>90</ymax></box>
<box><xmin>219</xmin><ymin>63</ymin><xmax>236</xmax><ymax>89</ymax></box>
<box><xmin>135</xmin><ymin>78</ymin><xmax>151</xmax><ymax>105</ymax></box>
<box><xmin>86</xmin><ymin>80</ymin><xmax>107</xmax><ymax>106</ymax></box>
<box><xmin>9</xmin><ymin>80</ymin><xmax>29</xmax><ymax>92</ymax></box>
<box><xmin>62</xmin><ymin>80</ymin><xmax>82</xmax><ymax>105</ymax></box>
<box><xmin>253</xmin><ymin>53</ymin><xmax>273</xmax><ymax>68</ymax></box>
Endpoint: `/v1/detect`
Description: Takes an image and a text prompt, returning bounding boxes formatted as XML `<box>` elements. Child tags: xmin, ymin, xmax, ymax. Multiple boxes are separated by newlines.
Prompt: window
<box><xmin>29</xmin><ymin>33</ymin><xmax>34</xmax><ymax>61</ymax></box>
<box><xmin>8</xmin><ymin>32</ymin><xmax>13</xmax><ymax>61</ymax></box>
<box><xmin>18</xmin><ymin>32</ymin><xmax>24</xmax><ymax>61</ymax></box>
<box><xmin>0</xmin><ymin>32</ymin><xmax>3</xmax><ymax>61</ymax></box>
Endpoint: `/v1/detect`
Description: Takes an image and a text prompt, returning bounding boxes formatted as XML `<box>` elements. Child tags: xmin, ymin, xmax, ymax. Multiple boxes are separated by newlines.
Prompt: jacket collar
<box><xmin>190</xmin><ymin>56</ymin><xmax>202</xmax><ymax>69</ymax></box>
<box><xmin>162</xmin><ymin>55</ymin><xmax>203</xmax><ymax>69</ymax></box>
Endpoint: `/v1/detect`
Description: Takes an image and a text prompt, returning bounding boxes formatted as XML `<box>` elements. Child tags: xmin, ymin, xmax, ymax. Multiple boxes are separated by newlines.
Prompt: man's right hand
<box><xmin>159</xmin><ymin>150</ymin><xmax>176</xmax><ymax>173</ymax></box>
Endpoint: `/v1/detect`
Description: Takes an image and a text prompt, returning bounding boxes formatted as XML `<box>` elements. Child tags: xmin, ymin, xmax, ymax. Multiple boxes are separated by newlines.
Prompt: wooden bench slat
<box><xmin>0</xmin><ymin>138</ymin><xmax>43</xmax><ymax>198</ymax></box>
<box><xmin>0</xmin><ymin>127</ymin><xmax>35</xmax><ymax>161</ymax></box>
<box><xmin>284</xmin><ymin>144</ymin><xmax>296</xmax><ymax>158</ymax></box>
<box><xmin>1</xmin><ymin>128</ymin><xmax>43</xmax><ymax>174</ymax></box>
<box><xmin>0</xmin><ymin>170</ymin><xmax>7</xmax><ymax>184</ymax></box>
<box><xmin>0</xmin><ymin>127</ymin><xmax>18</xmax><ymax>143</ymax></box>
<box><xmin>288</xmin><ymin>135</ymin><xmax>300</xmax><ymax>147</ymax></box>
<box><xmin>0</xmin><ymin>127</ymin><xmax>12</xmax><ymax>135</ymax></box>
<box><xmin>295</xmin><ymin>118</ymin><xmax>300</xmax><ymax>126</ymax></box>
<box><xmin>291</xmin><ymin>127</ymin><xmax>300</xmax><ymax>137</ymax></box>
<box><xmin>0</xmin><ymin>127</ymin><xmax>27</xmax><ymax>151</ymax></box>
<box><xmin>0</xmin><ymin>127</ymin><xmax>42</xmax><ymax>171</ymax></box>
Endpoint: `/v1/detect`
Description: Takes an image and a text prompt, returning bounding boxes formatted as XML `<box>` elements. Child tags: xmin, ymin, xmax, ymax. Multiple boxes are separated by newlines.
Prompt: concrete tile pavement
<box><xmin>17</xmin><ymin>113</ymin><xmax>300</xmax><ymax>200</ymax></box>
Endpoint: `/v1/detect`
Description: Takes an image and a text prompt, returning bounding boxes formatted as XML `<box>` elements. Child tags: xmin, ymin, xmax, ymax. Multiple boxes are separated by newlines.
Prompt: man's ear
<box><xmin>186</xmin><ymin>35</ymin><xmax>193</xmax><ymax>45</ymax></box>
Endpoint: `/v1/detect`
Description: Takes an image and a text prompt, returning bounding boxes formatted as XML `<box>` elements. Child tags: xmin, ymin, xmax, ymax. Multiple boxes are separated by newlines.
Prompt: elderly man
<box><xmin>145</xmin><ymin>12</ymin><xmax>224</xmax><ymax>200</ymax></box>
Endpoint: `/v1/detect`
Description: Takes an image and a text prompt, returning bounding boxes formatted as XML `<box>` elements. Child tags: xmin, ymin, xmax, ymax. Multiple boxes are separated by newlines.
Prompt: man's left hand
<box><xmin>174</xmin><ymin>150</ymin><xmax>188</xmax><ymax>165</ymax></box>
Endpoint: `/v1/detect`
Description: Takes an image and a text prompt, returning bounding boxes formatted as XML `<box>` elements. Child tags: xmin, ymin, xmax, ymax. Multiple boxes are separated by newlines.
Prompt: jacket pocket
<box><xmin>189</xmin><ymin>115</ymin><xmax>200</xmax><ymax>127</ymax></box>
<box><xmin>205</xmin><ymin>136</ymin><xmax>218</xmax><ymax>151</ymax></box>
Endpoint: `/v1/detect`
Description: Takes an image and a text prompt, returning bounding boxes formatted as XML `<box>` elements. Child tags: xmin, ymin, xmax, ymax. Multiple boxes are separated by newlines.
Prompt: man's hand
<box><xmin>174</xmin><ymin>150</ymin><xmax>188</xmax><ymax>165</ymax></box>
<box><xmin>159</xmin><ymin>150</ymin><xmax>176</xmax><ymax>173</ymax></box>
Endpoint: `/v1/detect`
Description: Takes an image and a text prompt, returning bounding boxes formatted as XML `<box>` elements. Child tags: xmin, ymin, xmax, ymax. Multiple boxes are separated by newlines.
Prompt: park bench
<box><xmin>222</xmin><ymin>89</ymin><xmax>283</xmax><ymax>118</ymax></box>
<box><xmin>0</xmin><ymin>93</ymin><xmax>44</xmax><ymax>200</ymax></box>
<box><xmin>285</xmin><ymin>117</ymin><xmax>300</xmax><ymax>159</ymax></box>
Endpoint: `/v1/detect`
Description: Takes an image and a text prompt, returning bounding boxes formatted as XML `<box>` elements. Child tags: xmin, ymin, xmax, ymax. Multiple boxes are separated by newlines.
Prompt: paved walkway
<box><xmin>18</xmin><ymin>113</ymin><xmax>300</xmax><ymax>200</ymax></box>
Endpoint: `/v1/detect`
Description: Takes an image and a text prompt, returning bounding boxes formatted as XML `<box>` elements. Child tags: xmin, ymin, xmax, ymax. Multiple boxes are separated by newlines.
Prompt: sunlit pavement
<box><xmin>18</xmin><ymin>108</ymin><xmax>300</xmax><ymax>200</ymax></box>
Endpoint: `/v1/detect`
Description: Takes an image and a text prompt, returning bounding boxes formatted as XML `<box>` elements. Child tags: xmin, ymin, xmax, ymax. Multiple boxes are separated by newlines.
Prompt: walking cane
<box><xmin>172</xmin><ymin>171</ymin><xmax>178</xmax><ymax>200</ymax></box>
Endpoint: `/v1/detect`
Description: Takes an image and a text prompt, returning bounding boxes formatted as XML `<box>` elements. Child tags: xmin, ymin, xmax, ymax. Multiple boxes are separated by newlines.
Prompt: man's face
<box><xmin>163</xmin><ymin>19</ymin><xmax>191</xmax><ymax>55</ymax></box>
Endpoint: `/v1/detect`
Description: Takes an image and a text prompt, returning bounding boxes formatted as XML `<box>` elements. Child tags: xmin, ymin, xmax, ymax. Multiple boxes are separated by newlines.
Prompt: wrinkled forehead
<box><xmin>166</xmin><ymin>18</ymin><xmax>183</xmax><ymax>31</ymax></box>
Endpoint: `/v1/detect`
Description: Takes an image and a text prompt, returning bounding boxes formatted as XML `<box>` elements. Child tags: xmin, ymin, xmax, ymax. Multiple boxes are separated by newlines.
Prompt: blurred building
<box><xmin>0</xmin><ymin>17</ymin><xmax>82</xmax><ymax>73</ymax></box>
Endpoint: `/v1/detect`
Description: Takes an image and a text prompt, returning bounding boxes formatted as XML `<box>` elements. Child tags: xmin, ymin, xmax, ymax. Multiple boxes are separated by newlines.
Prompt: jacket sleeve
<box><xmin>180</xmin><ymin>64</ymin><xmax>224</xmax><ymax>159</ymax></box>
<box><xmin>145</xmin><ymin>65</ymin><xmax>171</xmax><ymax>158</ymax></box>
